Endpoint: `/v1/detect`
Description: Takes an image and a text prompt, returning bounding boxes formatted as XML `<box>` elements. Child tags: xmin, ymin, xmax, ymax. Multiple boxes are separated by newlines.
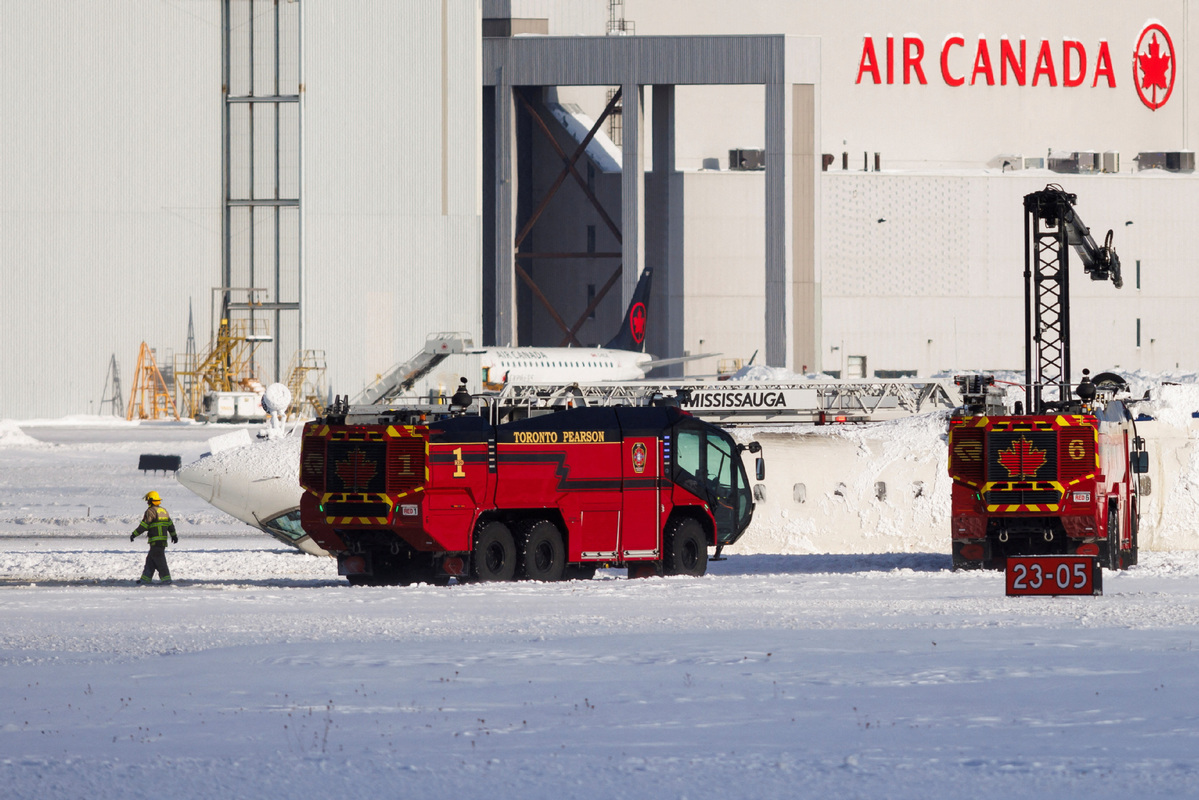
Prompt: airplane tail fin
<box><xmin>603</xmin><ymin>267</ymin><xmax>653</xmax><ymax>352</ymax></box>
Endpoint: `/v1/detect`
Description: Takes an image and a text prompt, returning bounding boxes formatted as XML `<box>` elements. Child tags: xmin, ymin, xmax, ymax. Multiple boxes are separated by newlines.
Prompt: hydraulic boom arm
<box><xmin>1023</xmin><ymin>186</ymin><xmax>1123</xmax><ymax>413</ymax></box>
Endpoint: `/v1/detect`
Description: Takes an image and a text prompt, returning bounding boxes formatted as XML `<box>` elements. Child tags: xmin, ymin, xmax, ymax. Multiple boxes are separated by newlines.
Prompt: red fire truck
<box><xmin>948</xmin><ymin>187</ymin><xmax>1148</xmax><ymax>571</ymax></box>
<box><xmin>298</xmin><ymin>390</ymin><xmax>762</xmax><ymax>585</ymax></box>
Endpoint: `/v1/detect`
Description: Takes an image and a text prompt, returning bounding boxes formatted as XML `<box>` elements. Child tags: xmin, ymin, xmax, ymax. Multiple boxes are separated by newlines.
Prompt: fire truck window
<box><xmin>706</xmin><ymin>436</ymin><xmax>733</xmax><ymax>486</ymax></box>
<box><xmin>676</xmin><ymin>429</ymin><xmax>703</xmax><ymax>480</ymax></box>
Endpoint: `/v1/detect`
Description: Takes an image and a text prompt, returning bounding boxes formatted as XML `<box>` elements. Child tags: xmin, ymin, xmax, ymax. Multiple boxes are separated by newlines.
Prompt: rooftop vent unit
<box><xmin>1049</xmin><ymin>151</ymin><xmax>1101</xmax><ymax>174</ymax></box>
<box><xmin>990</xmin><ymin>154</ymin><xmax>1023</xmax><ymax>171</ymax></box>
<box><xmin>1135</xmin><ymin>151</ymin><xmax>1195</xmax><ymax>172</ymax></box>
<box><xmin>1047</xmin><ymin>151</ymin><xmax>1080</xmax><ymax>174</ymax></box>
<box><xmin>729</xmin><ymin>148</ymin><xmax>765</xmax><ymax>171</ymax></box>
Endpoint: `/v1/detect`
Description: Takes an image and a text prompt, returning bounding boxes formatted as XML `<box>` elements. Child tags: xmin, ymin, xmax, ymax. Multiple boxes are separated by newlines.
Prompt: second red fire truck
<box><xmin>947</xmin><ymin>187</ymin><xmax>1148</xmax><ymax>571</ymax></box>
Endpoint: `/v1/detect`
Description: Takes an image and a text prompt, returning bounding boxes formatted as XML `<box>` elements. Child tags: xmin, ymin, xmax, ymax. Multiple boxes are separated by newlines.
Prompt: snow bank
<box><xmin>0</xmin><ymin>420</ymin><xmax>46</xmax><ymax>448</ymax></box>
<box><xmin>730</xmin><ymin>413</ymin><xmax>951</xmax><ymax>554</ymax></box>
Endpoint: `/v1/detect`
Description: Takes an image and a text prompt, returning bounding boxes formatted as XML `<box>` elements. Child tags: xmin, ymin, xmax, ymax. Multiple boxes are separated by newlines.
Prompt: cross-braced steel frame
<box><xmin>512</xmin><ymin>88</ymin><xmax>626</xmax><ymax>347</ymax></box>
<box><xmin>1023</xmin><ymin>190</ymin><xmax>1074</xmax><ymax>413</ymax></box>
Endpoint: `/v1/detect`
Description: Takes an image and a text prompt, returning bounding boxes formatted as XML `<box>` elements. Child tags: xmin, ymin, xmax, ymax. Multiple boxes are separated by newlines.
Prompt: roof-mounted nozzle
<box><xmin>1075</xmin><ymin>369</ymin><xmax>1097</xmax><ymax>403</ymax></box>
<box><xmin>451</xmin><ymin>377</ymin><xmax>473</xmax><ymax>410</ymax></box>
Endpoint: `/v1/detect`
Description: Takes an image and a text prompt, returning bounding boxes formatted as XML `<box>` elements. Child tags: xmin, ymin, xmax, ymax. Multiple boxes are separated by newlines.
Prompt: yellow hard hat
<box><xmin>144</xmin><ymin>491</ymin><xmax>161</xmax><ymax>504</ymax></box>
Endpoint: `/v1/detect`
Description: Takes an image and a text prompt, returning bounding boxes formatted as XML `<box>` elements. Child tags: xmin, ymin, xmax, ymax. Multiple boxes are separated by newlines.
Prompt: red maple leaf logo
<box><xmin>629</xmin><ymin>302</ymin><xmax>647</xmax><ymax>345</ymax></box>
<box><xmin>1139</xmin><ymin>34</ymin><xmax>1171</xmax><ymax>90</ymax></box>
<box><xmin>998</xmin><ymin>438</ymin><xmax>1048</xmax><ymax>479</ymax></box>
<box><xmin>1134</xmin><ymin>24</ymin><xmax>1176</xmax><ymax>110</ymax></box>
<box><xmin>334</xmin><ymin>448</ymin><xmax>377</xmax><ymax>490</ymax></box>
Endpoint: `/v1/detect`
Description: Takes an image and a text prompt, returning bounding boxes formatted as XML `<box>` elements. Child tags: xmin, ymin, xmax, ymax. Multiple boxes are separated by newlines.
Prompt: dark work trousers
<box><xmin>141</xmin><ymin>545</ymin><xmax>171</xmax><ymax>581</ymax></box>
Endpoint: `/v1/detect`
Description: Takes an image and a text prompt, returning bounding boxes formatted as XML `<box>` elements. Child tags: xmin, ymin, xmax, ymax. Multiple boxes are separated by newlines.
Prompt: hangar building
<box><xmin>1</xmin><ymin>0</ymin><xmax>1196</xmax><ymax>419</ymax></box>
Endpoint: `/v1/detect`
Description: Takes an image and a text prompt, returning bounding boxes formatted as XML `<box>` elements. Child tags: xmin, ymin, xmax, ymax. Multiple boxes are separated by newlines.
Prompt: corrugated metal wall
<box><xmin>0</xmin><ymin>1</ymin><xmax>223</xmax><ymax>419</ymax></box>
<box><xmin>0</xmin><ymin>0</ymin><xmax>483</xmax><ymax>418</ymax></box>
<box><xmin>302</xmin><ymin>0</ymin><xmax>482</xmax><ymax>399</ymax></box>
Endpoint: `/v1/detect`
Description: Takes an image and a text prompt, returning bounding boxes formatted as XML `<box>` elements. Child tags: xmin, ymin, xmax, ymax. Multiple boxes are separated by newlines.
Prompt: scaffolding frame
<box><xmin>127</xmin><ymin>343</ymin><xmax>180</xmax><ymax>421</ymax></box>
<box><xmin>283</xmin><ymin>348</ymin><xmax>327</xmax><ymax>419</ymax></box>
<box><xmin>174</xmin><ymin>288</ymin><xmax>274</xmax><ymax>418</ymax></box>
<box><xmin>223</xmin><ymin>0</ymin><xmax>302</xmax><ymax>383</ymax></box>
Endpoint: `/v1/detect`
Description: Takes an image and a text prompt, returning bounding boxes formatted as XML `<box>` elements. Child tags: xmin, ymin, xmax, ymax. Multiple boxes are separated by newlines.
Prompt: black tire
<box><xmin>1128</xmin><ymin>501</ymin><xmax>1140</xmax><ymax>567</ymax></box>
<box><xmin>1106</xmin><ymin>505</ymin><xmax>1123</xmax><ymax>571</ymax></box>
<box><xmin>472</xmin><ymin>521</ymin><xmax>517</xmax><ymax>581</ymax></box>
<box><xmin>663</xmin><ymin>516</ymin><xmax>708</xmax><ymax>577</ymax></box>
<box><xmin>518</xmin><ymin>520</ymin><xmax>566</xmax><ymax>581</ymax></box>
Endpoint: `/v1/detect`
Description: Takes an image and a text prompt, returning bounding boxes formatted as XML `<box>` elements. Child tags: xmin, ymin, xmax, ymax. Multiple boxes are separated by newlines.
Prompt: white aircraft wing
<box><xmin>641</xmin><ymin>353</ymin><xmax>720</xmax><ymax>371</ymax></box>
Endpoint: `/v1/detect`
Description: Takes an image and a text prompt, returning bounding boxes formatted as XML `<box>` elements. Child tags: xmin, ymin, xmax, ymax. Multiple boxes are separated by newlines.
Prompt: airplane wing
<box><xmin>642</xmin><ymin>353</ymin><xmax>720</xmax><ymax>371</ymax></box>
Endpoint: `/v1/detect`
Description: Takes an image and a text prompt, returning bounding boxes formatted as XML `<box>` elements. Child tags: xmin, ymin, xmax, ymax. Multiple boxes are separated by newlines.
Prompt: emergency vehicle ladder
<box><xmin>493</xmin><ymin>379</ymin><xmax>957</xmax><ymax>424</ymax></box>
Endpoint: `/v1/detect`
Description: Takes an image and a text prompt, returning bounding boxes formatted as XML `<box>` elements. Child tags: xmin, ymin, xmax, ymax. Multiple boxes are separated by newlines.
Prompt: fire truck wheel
<box><xmin>473</xmin><ymin>521</ymin><xmax>517</xmax><ymax>582</ymax></box>
<box><xmin>663</xmin><ymin>517</ymin><xmax>708</xmax><ymax>577</ymax></box>
<box><xmin>518</xmin><ymin>520</ymin><xmax>566</xmax><ymax>581</ymax></box>
<box><xmin>1106</xmin><ymin>506</ymin><xmax>1123</xmax><ymax>571</ymax></box>
<box><xmin>1128</xmin><ymin>502</ymin><xmax>1140</xmax><ymax>567</ymax></box>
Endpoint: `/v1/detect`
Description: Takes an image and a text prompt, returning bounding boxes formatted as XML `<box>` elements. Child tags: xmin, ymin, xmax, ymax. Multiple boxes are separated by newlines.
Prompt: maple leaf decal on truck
<box><xmin>335</xmin><ymin>448</ymin><xmax>378</xmax><ymax>492</ymax></box>
<box><xmin>998</xmin><ymin>437</ymin><xmax>1048</xmax><ymax>479</ymax></box>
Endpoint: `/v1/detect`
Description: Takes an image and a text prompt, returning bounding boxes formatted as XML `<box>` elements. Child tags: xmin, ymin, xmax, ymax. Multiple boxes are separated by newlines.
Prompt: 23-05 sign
<box><xmin>1005</xmin><ymin>555</ymin><xmax>1102</xmax><ymax>596</ymax></box>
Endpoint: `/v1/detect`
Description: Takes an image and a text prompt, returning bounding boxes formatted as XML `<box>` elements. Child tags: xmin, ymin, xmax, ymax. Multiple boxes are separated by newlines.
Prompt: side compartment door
<box><xmin>620</xmin><ymin>435</ymin><xmax>660</xmax><ymax>558</ymax></box>
<box><xmin>425</xmin><ymin>418</ymin><xmax>494</xmax><ymax>552</ymax></box>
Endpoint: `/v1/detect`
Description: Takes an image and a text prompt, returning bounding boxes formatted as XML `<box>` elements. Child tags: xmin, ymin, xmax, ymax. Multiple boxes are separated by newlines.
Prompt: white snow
<box><xmin>3</xmin><ymin>414</ymin><xmax>1199</xmax><ymax>799</ymax></box>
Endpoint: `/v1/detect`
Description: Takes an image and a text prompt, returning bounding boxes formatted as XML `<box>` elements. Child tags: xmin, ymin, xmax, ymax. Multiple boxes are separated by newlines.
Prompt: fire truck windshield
<box><xmin>673</xmin><ymin>423</ymin><xmax>753</xmax><ymax>544</ymax></box>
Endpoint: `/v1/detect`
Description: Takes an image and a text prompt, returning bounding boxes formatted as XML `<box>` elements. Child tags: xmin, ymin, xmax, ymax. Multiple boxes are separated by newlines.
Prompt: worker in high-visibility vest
<box><xmin>131</xmin><ymin>491</ymin><xmax>178</xmax><ymax>584</ymax></box>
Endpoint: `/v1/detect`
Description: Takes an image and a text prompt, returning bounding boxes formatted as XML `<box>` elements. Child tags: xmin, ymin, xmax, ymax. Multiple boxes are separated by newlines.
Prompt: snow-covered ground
<box><xmin>4</xmin><ymin>418</ymin><xmax>1199</xmax><ymax>799</ymax></box>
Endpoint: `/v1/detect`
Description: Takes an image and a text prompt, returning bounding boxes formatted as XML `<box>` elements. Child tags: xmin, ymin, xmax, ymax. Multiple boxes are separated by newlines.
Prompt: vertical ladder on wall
<box><xmin>126</xmin><ymin>342</ymin><xmax>180</xmax><ymax>421</ymax></box>
<box><xmin>223</xmin><ymin>0</ymin><xmax>302</xmax><ymax>383</ymax></box>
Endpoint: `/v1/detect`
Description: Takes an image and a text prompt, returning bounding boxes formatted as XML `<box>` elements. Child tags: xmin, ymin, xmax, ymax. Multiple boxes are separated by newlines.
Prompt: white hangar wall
<box><xmin>0</xmin><ymin>1</ymin><xmax>484</xmax><ymax>418</ymax></box>
<box><xmin>302</xmin><ymin>0</ymin><xmax>482</xmax><ymax>399</ymax></box>
<box><xmin>0</xmin><ymin>2</ymin><xmax>222</xmax><ymax>420</ymax></box>
<box><xmin>822</xmin><ymin>171</ymin><xmax>1199</xmax><ymax>378</ymax></box>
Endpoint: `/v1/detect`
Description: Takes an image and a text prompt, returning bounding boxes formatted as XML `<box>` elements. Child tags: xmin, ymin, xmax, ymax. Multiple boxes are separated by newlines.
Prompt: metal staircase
<box><xmin>355</xmin><ymin>333</ymin><xmax>475</xmax><ymax>405</ymax></box>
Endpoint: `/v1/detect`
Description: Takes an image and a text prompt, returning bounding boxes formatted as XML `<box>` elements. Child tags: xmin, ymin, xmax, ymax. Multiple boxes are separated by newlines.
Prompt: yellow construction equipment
<box><xmin>283</xmin><ymin>349</ymin><xmax>328</xmax><ymax>419</ymax></box>
<box><xmin>126</xmin><ymin>343</ymin><xmax>180</xmax><ymax>421</ymax></box>
<box><xmin>173</xmin><ymin>317</ymin><xmax>270</xmax><ymax>419</ymax></box>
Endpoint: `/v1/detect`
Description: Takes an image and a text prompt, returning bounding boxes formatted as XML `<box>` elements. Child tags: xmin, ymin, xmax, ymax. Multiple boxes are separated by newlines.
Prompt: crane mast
<box><xmin>1023</xmin><ymin>186</ymin><xmax>1122</xmax><ymax>414</ymax></box>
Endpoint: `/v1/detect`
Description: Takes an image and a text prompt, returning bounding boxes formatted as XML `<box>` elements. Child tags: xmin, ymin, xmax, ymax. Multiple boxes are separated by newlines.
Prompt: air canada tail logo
<box><xmin>1135</xmin><ymin>22</ymin><xmax>1175</xmax><ymax>110</ymax></box>
<box><xmin>629</xmin><ymin>302</ymin><xmax>647</xmax><ymax>344</ymax></box>
<box><xmin>998</xmin><ymin>437</ymin><xmax>1048</xmax><ymax>479</ymax></box>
